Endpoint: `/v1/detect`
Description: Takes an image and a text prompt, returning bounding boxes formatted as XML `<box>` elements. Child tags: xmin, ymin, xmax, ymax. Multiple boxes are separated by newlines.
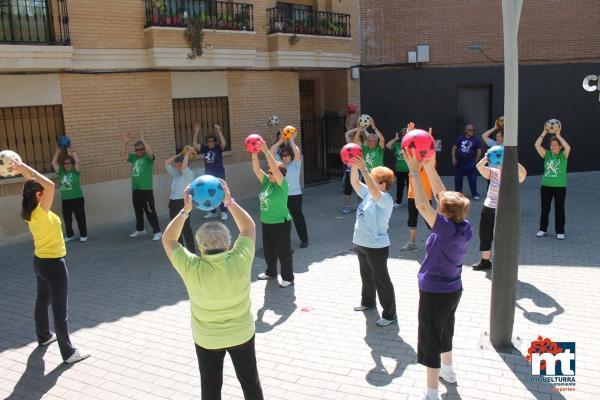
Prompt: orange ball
<box><xmin>282</xmin><ymin>125</ymin><xmax>297</xmax><ymax>140</ymax></box>
<box><xmin>496</xmin><ymin>116</ymin><xmax>504</xmax><ymax>129</ymax></box>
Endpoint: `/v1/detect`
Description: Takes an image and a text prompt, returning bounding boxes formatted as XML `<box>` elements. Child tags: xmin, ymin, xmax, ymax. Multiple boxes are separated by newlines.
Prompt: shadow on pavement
<box><xmin>6</xmin><ymin>346</ymin><xmax>73</xmax><ymax>400</ymax></box>
<box><xmin>362</xmin><ymin>309</ymin><xmax>417</xmax><ymax>387</ymax></box>
<box><xmin>255</xmin><ymin>281</ymin><xmax>297</xmax><ymax>333</ymax></box>
<box><xmin>483</xmin><ymin>270</ymin><xmax>565</xmax><ymax>325</ymax></box>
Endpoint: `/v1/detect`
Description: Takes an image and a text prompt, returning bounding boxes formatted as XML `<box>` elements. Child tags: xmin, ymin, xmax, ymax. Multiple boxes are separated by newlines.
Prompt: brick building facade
<box><xmin>0</xmin><ymin>0</ymin><xmax>360</xmax><ymax>243</ymax></box>
<box><xmin>359</xmin><ymin>0</ymin><xmax>600</xmax><ymax>175</ymax></box>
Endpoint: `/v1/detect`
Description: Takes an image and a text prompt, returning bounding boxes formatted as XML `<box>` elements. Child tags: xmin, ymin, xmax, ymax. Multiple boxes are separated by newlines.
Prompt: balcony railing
<box><xmin>145</xmin><ymin>0</ymin><xmax>253</xmax><ymax>31</ymax></box>
<box><xmin>0</xmin><ymin>0</ymin><xmax>69</xmax><ymax>44</ymax></box>
<box><xmin>267</xmin><ymin>6</ymin><xmax>350</xmax><ymax>38</ymax></box>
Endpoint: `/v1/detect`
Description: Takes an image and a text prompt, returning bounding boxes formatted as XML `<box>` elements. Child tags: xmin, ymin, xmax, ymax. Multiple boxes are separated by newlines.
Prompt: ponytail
<box><xmin>21</xmin><ymin>180</ymin><xmax>43</xmax><ymax>221</ymax></box>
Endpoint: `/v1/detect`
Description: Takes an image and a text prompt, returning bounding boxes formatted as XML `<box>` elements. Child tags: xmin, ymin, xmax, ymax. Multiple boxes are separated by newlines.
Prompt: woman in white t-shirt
<box><xmin>471</xmin><ymin>155</ymin><xmax>527</xmax><ymax>270</ymax></box>
<box><xmin>270</xmin><ymin>131</ymin><xmax>309</xmax><ymax>248</ymax></box>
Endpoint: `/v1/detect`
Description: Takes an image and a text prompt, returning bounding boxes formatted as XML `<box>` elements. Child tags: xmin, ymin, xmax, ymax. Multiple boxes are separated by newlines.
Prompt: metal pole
<box><xmin>490</xmin><ymin>0</ymin><xmax>523</xmax><ymax>351</ymax></box>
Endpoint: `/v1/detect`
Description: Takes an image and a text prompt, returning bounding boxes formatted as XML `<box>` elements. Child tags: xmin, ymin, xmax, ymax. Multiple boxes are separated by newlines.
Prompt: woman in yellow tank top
<box><xmin>13</xmin><ymin>158</ymin><xmax>90</xmax><ymax>364</ymax></box>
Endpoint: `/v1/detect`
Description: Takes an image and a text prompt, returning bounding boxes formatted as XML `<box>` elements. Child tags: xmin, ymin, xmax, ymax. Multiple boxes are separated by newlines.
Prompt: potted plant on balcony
<box><xmin>185</xmin><ymin>16</ymin><xmax>205</xmax><ymax>58</ymax></box>
<box><xmin>151</xmin><ymin>0</ymin><xmax>166</xmax><ymax>24</ymax></box>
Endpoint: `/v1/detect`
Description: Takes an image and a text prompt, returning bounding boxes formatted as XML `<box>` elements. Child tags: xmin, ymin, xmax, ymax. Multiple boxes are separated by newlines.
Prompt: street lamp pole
<box><xmin>490</xmin><ymin>0</ymin><xmax>523</xmax><ymax>351</ymax></box>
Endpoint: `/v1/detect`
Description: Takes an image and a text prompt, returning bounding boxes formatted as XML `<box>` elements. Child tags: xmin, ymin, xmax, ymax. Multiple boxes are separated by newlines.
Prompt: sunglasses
<box><xmin>281</xmin><ymin>153</ymin><xmax>291</xmax><ymax>157</ymax></box>
<box><xmin>135</xmin><ymin>148</ymin><xmax>144</xmax><ymax>152</ymax></box>
<box><xmin>63</xmin><ymin>162</ymin><xmax>72</xmax><ymax>165</ymax></box>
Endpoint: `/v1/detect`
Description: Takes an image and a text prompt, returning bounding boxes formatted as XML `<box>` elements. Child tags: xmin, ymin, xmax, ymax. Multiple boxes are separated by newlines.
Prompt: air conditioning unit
<box><xmin>417</xmin><ymin>45</ymin><xmax>430</xmax><ymax>63</ymax></box>
<box><xmin>408</xmin><ymin>51</ymin><xmax>417</xmax><ymax>64</ymax></box>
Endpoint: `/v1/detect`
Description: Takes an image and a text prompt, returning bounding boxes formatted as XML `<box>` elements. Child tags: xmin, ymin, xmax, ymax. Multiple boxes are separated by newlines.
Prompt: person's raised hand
<box><xmin>219</xmin><ymin>179</ymin><xmax>232</xmax><ymax>203</ymax></box>
<box><xmin>402</xmin><ymin>148</ymin><xmax>422</xmax><ymax>172</ymax></box>
<box><xmin>351</xmin><ymin>155</ymin><xmax>366</xmax><ymax>171</ymax></box>
<box><xmin>193</xmin><ymin>122</ymin><xmax>201</xmax><ymax>134</ymax></box>
<box><xmin>183</xmin><ymin>186</ymin><xmax>193</xmax><ymax>213</ymax></box>
<box><xmin>123</xmin><ymin>131</ymin><xmax>131</xmax><ymax>143</ymax></box>
<box><xmin>407</xmin><ymin>122</ymin><xmax>415</xmax><ymax>132</ymax></box>
<box><xmin>555</xmin><ymin>127</ymin><xmax>562</xmax><ymax>137</ymax></box>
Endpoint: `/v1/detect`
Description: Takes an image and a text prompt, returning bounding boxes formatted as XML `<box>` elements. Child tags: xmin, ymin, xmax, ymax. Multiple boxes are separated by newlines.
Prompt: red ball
<box><xmin>340</xmin><ymin>143</ymin><xmax>363</xmax><ymax>166</ymax></box>
<box><xmin>244</xmin><ymin>134</ymin><xmax>264</xmax><ymax>153</ymax></box>
<box><xmin>347</xmin><ymin>104</ymin><xmax>357</xmax><ymax>114</ymax></box>
<box><xmin>401</xmin><ymin>129</ymin><xmax>435</xmax><ymax>161</ymax></box>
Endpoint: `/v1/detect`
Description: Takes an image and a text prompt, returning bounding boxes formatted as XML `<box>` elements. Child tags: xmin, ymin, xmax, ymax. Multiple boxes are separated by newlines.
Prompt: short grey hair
<box><xmin>367</xmin><ymin>133</ymin><xmax>378</xmax><ymax>140</ymax></box>
<box><xmin>195</xmin><ymin>222</ymin><xmax>231</xmax><ymax>253</ymax></box>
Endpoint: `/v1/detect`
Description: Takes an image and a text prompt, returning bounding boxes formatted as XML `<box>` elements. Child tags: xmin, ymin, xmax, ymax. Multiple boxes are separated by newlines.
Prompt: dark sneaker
<box><xmin>472</xmin><ymin>259</ymin><xmax>492</xmax><ymax>271</ymax></box>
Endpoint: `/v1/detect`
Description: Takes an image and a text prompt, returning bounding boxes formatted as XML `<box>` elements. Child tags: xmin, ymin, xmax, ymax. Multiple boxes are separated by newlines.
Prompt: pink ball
<box><xmin>340</xmin><ymin>143</ymin><xmax>363</xmax><ymax>166</ymax></box>
<box><xmin>401</xmin><ymin>129</ymin><xmax>435</xmax><ymax>161</ymax></box>
<box><xmin>244</xmin><ymin>134</ymin><xmax>264</xmax><ymax>154</ymax></box>
<box><xmin>347</xmin><ymin>104</ymin><xmax>357</xmax><ymax>114</ymax></box>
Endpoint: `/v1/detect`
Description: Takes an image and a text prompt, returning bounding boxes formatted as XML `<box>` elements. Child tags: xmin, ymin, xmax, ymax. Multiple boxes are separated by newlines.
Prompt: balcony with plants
<box><xmin>145</xmin><ymin>0</ymin><xmax>253</xmax><ymax>31</ymax></box>
<box><xmin>266</xmin><ymin>6</ymin><xmax>350</xmax><ymax>38</ymax></box>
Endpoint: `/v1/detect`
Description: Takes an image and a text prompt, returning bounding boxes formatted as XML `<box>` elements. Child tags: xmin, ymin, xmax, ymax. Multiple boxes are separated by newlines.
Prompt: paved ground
<box><xmin>0</xmin><ymin>172</ymin><xmax>599</xmax><ymax>400</ymax></box>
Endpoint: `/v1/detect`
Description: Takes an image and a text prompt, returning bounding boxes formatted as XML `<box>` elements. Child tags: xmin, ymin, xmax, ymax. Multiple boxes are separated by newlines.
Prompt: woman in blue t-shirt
<box><xmin>270</xmin><ymin>130</ymin><xmax>309</xmax><ymax>248</ymax></box>
<box><xmin>193</xmin><ymin>122</ymin><xmax>228</xmax><ymax>221</ymax></box>
<box><xmin>349</xmin><ymin>156</ymin><xmax>397</xmax><ymax>327</ymax></box>
<box><xmin>404</xmin><ymin>148</ymin><xmax>472</xmax><ymax>400</ymax></box>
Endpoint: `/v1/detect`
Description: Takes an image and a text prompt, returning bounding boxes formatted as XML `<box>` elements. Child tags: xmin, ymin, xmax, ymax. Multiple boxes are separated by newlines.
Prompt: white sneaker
<box><xmin>280</xmin><ymin>280</ymin><xmax>294</xmax><ymax>288</ymax></box>
<box><xmin>257</xmin><ymin>273</ymin><xmax>276</xmax><ymax>280</ymax></box>
<box><xmin>40</xmin><ymin>334</ymin><xmax>57</xmax><ymax>346</ymax></box>
<box><xmin>439</xmin><ymin>368</ymin><xmax>457</xmax><ymax>384</ymax></box>
<box><xmin>64</xmin><ymin>236</ymin><xmax>75</xmax><ymax>243</ymax></box>
<box><xmin>393</xmin><ymin>202</ymin><xmax>402</xmax><ymax>209</ymax></box>
<box><xmin>65</xmin><ymin>350</ymin><xmax>91</xmax><ymax>364</ymax></box>
<box><xmin>422</xmin><ymin>393</ymin><xmax>441</xmax><ymax>400</ymax></box>
<box><xmin>220</xmin><ymin>213</ymin><xmax>229</xmax><ymax>221</ymax></box>
<box><xmin>473</xmin><ymin>195</ymin><xmax>481</xmax><ymax>201</ymax></box>
<box><xmin>152</xmin><ymin>232</ymin><xmax>162</xmax><ymax>241</ymax></box>
<box><xmin>536</xmin><ymin>231</ymin><xmax>547</xmax><ymax>237</ymax></box>
<box><xmin>401</xmin><ymin>242</ymin><xmax>417</xmax><ymax>251</ymax></box>
<box><xmin>556</xmin><ymin>234</ymin><xmax>565</xmax><ymax>240</ymax></box>
<box><xmin>79</xmin><ymin>236</ymin><xmax>87</xmax><ymax>243</ymax></box>
<box><xmin>130</xmin><ymin>230</ymin><xmax>146</xmax><ymax>238</ymax></box>
<box><xmin>204</xmin><ymin>212</ymin><xmax>218</xmax><ymax>219</ymax></box>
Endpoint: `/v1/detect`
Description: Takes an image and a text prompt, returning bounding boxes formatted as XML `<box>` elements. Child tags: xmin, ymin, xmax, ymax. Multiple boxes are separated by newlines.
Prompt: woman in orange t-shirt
<box><xmin>401</xmin><ymin>164</ymin><xmax>434</xmax><ymax>252</ymax></box>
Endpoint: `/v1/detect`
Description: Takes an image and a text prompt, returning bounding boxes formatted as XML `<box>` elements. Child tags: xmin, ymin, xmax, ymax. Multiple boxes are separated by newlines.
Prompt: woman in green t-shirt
<box><xmin>534</xmin><ymin>128</ymin><xmax>571</xmax><ymax>240</ymax></box>
<box><xmin>52</xmin><ymin>146</ymin><xmax>88</xmax><ymax>242</ymax></box>
<box><xmin>386</xmin><ymin>126</ymin><xmax>410</xmax><ymax>208</ymax></box>
<box><xmin>251</xmin><ymin>140</ymin><xmax>294</xmax><ymax>288</ymax></box>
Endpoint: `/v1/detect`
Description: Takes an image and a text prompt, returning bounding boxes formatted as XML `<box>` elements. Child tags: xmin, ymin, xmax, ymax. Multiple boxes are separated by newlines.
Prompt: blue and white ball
<box><xmin>57</xmin><ymin>135</ymin><xmax>71</xmax><ymax>149</ymax></box>
<box><xmin>486</xmin><ymin>145</ymin><xmax>504</xmax><ymax>168</ymax></box>
<box><xmin>189</xmin><ymin>175</ymin><xmax>225</xmax><ymax>211</ymax></box>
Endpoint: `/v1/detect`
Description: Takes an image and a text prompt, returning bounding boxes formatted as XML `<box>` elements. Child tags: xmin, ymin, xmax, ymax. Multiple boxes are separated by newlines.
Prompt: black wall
<box><xmin>360</xmin><ymin>63</ymin><xmax>600</xmax><ymax>175</ymax></box>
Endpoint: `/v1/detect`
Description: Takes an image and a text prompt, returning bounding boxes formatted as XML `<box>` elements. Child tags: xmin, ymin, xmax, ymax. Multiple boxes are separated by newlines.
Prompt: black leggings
<box><xmin>34</xmin><ymin>257</ymin><xmax>76</xmax><ymax>361</ymax></box>
<box><xmin>169</xmin><ymin>199</ymin><xmax>196</xmax><ymax>253</ymax></box>
<box><xmin>395</xmin><ymin>171</ymin><xmax>409</xmax><ymax>204</ymax></box>
<box><xmin>62</xmin><ymin>197</ymin><xmax>87</xmax><ymax>238</ymax></box>
<box><xmin>355</xmin><ymin>245</ymin><xmax>396</xmax><ymax>321</ymax></box>
<box><xmin>540</xmin><ymin>185</ymin><xmax>566</xmax><ymax>234</ymax></box>
<box><xmin>287</xmin><ymin>195</ymin><xmax>308</xmax><ymax>242</ymax></box>
<box><xmin>343</xmin><ymin>170</ymin><xmax>353</xmax><ymax>196</ymax></box>
<box><xmin>132</xmin><ymin>189</ymin><xmax>161</xmax><ymax>233</ymax></box>
<box><xmin>479</xmin><ymin>205</ymin><xmax>496</xmax><ymax>252</ymax></box>
<box><xmin>195</xmin><ymin>336</ymin><xmax>263</xmax><ymax>400</ymax></box>
<box><xmin>418</xmin><ymin>289</ymin><xmax>462</xmax><ymax>368</ymax></box>
<box><xmin>262</xmin><ymin>220</ymin><xmax>294</xmax><ymax>282</ymax></box>
<box><xmin>407</xmin><ymin>198</ymin><xmax>432</xmax><ymax>229</ymax></box>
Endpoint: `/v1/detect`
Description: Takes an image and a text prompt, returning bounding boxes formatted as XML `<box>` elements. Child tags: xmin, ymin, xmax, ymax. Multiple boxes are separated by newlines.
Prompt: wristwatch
<box><xmin>410</xmin><ymin>171</ymin><xmax>420</xmax><ymax>177</ymax></box>
<box><xmin>179</xmin><ymin>210</ymin><xmax>190</xmax><ymax>218</ymax></box>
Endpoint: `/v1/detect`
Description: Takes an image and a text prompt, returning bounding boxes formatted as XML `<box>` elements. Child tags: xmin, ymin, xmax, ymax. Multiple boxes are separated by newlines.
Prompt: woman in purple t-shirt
<box><xmin>403</xmin><ymin>149</ymin><xmax>472</xmax><ymax>400</ymax></box>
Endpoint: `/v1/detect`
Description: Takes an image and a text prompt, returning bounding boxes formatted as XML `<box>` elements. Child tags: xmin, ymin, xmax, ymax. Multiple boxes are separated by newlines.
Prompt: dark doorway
<box><xmin>456</xmin><ymin>85</ymin><xmax>492</xmax><ymax>137</ymax></box>
<box><xmin>299</xmin><ymin>80</ymin><xmax>345</xmax><ymax>183</ymax></box>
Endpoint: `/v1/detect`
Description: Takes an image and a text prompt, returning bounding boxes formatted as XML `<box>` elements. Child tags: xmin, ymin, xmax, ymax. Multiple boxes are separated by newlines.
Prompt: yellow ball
<box><xmin>181</xmin><ymin>145</ymin><xmax>197</xmax><ymax>160</ymax></box>
<box><xmin>496</xmin><ymin>116</ymin><xmax>504</xmax><ymax>129</ymax></box>
<box><xmin>282</xmin><ymin>125</ymin><xmax>297</xmax><ymax>140</ymax></box>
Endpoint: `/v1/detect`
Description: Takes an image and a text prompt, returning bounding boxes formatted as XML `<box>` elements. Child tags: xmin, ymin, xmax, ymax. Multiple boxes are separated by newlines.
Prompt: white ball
<box><xmin>544</xmin><ymin>118</ymin><xmax>562</xmax><ymax>134</ymax></box>
<box><xmin>268</xmin><ymin>115</ymin><xmax>280</xmax><ymax>126</ymax></box>
<box><xmin>0</xmin><ymin>150</ymin><xmax>22</xmax><ymax>177</ymax></box>
<box><xmin>358</xmin><ymin>114</ymin><xmax>372</xmax><ymax>129</ymax></box>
